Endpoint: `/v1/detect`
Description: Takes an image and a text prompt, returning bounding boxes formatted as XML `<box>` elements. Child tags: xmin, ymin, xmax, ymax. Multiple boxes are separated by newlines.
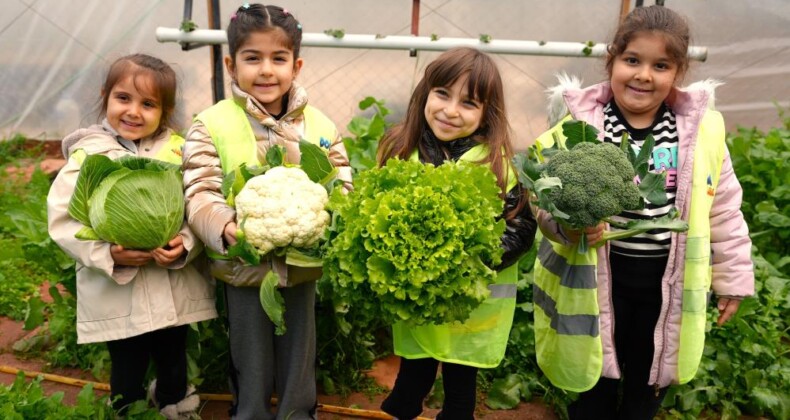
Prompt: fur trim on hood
<box><xmin>545</xmin><ymin>74</ymin><xmax>723</xmax><ymax>127</ymax></box>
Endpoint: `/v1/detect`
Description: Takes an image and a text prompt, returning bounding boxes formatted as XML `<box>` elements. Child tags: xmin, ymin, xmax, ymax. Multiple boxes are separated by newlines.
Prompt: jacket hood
<box><xmin>60</xmin><ymin>122</ymin><xmax>126</xmax><ymax>158</ymax></box>
<box><xmin>545</xmin><ymin>73</ymin><xmax>723</xmax><ymax>127</ymax></box>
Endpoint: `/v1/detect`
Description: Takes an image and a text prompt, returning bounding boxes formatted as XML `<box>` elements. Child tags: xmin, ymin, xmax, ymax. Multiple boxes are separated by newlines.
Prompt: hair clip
<box><xmin>296</xmin><ymin>23</ymin><xmax>302</xmax><ymax>31</ymax></box>
<box><xmin>241</xmin><ymin>2</ymin><xmax>250</xmax><ymax>9</ymax></box>
<box><xmin>230</xmin><ymin>12</ymin><xmax>237</xmax><ymax>20</ymax></box>
<box><xmin>283</xmin><ymin>8</ymin><xmax>290</xmax><ymax>15</ymax></box>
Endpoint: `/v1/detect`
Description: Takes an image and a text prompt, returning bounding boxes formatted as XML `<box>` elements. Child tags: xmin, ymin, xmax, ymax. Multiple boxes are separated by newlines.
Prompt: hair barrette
<box><xmin>241</xmin><ymin>2</ymin><xmax>250</xmax><ymax>9</ymax></box>
<box><xmin>283</xmin><ymin>8</ymin><xmax>290</xmax><ymax>15</ymax></box>
<box><xmin>230</xmin><ymin>12</ymin><xmax>237</xmax><ymax>20</ymax></box>
<box><xmin>296</xmin><ymin>23</ymin><xmax>302</xmax><ymax>30</ymax></box>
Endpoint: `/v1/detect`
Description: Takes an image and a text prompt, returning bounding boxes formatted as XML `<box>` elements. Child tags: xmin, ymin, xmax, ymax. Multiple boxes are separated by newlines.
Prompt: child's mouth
<box><xmin>628</xmin><ymin>86</ymin><xmax>651</xmax><ymax>94</ymax></box>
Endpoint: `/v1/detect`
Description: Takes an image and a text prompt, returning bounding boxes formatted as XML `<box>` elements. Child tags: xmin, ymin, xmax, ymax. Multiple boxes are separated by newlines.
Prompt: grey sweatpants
<box><xmin>225</xmin><ymin>281</ymin><xmax>317</xmax><ymax>420</ymax></box>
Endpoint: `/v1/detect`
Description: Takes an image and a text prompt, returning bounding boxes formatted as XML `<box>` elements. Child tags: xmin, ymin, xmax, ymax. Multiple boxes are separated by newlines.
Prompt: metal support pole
<box><xmin>409</xmin><ymin>0</ymin><xmax>420</xmax><ymax>57</ymax></box>
<box><xmin>207</xmin><ymin>0</ymin><xmax>225</xmax><ymax>103</ymax></box>
<box><xmin>620</xmin><ymin>0</ymin><xmax>631</xmax><ymax>21</ymax></box>
<box><xmin>181</xmin><ymin>0</ymin><xmax>194</xmax><ymax>51</ymax></box>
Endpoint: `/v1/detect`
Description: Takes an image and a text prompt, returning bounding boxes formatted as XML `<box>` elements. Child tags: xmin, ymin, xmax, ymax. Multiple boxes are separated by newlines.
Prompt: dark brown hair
<box><xmin>377</xmin><ymin>47</ymin><xmax>514</xmax><ymax>195</ymax></box>
<box><xmin>227</xmin><ymin>3</ymin><xmax>302</xmax><ymax>63</ymax></box>
<box><xmin>606</xmin><ymin>5</ymin><xmax>691</xmax><ymax>79</ymax></box>
<box><xmin>99</xmin><ymin>54</ymin><xmax>178</xmax><ymax>134</ymax></box>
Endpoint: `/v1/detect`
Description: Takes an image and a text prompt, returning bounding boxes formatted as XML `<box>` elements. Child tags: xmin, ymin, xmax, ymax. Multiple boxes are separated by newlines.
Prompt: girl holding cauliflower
<box><xmin>533</xmin><ymin>6</ymin><xmax>754</xmax><ymax>419</ymax></box>
<box><xmin>377</xmin><ymin>47</ymin><xmax>537</xmax><ymax>420</ymax></box>
<box><xmin>182</xmin><ymin>4</ymin><xmax>351</xmax><ymax>419</ymax></box>
<box><xmin>47</xmin><ymin>54</ymin><xmax>217</xmax><ymax>418</ymax></box>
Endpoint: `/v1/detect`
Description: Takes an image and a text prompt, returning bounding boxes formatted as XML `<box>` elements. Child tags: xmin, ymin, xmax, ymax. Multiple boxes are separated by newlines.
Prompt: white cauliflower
<box><xmin>235</xmin><ymin>166</ymin><xmax>330</xmax><ymax>255</ymax></box>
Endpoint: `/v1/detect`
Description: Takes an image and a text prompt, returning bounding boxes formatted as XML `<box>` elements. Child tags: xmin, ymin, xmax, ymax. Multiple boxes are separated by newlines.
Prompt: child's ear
<box><xmin>224</xmin><ymin>56</ymin><xmax>236</xmax><ymax>80</ymax></box>
<box><xmin>293</xmin><ymin>57</ymin><xmax>304</xmax><ymax>78</ymax></box>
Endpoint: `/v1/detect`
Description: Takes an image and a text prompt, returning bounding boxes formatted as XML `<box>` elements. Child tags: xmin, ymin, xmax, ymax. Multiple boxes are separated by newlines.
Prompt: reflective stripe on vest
<box><xmin>676</xmin><ymin>110</ymin><xmax>725</xmax><ymax>383</ymax></box>
<box><xmin>393</xmin><ymin>146</ymin><xmax>518</xmax><ymax>368</ymax></box>
<box><xmin>533</xmin><ymin>237</ymin><xmax>602</xmax><ymax>392</ymax></box>
<box><xmin>194</xmin><ymin>100</ymin><xmax>337</xmax><ymax>260</ymax></box>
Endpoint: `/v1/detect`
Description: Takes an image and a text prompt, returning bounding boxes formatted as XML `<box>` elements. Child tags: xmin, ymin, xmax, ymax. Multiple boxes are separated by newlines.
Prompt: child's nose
<box><xmin>444</xmin><ymin>102</ymin><xmax>459</xmax><ymax>117</ymax></box>
<box><xmin>635</xmin><ymin>66</ymin><xmax>652</xmax><ymax>81</ymax></box>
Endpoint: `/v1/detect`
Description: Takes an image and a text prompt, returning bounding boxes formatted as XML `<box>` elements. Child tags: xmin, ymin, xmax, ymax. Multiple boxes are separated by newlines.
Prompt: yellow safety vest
<box><xmin>71</xmin><ymin>132</ymin><xmax>185</xmax><ymax>165</ymax></box>
<box><xmin>532</xmin><ymin>111</ymin><xmax>726</xmax><ymax>391</ymax></box>
<box><xmin>392</xmin><ymin>145</ymin><xmax>520</xmax><ymax>368</ymax></box>
<box><xmin>193</xmin><ymin>99</ymin><xmax>338</xmax><ymax>261</ymax></box>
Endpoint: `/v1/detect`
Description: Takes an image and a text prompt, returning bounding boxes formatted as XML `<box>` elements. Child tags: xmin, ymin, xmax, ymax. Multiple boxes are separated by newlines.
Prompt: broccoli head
<box><xmin>544</xmin><ymin>142</ymin><xmax>642</xmax><ymax>228</ymax></box>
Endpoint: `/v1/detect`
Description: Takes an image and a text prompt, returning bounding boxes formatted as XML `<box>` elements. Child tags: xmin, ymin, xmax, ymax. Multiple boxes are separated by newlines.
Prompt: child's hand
<box><xmin>151</xmin><ymin>235</ymin><xmax>185</xmax><ymax>266</ymax></box>
<box><xmin>224</xmin><ymin>222</ymin><xmax>238</xmax><ymax>247</ymax></box>
<box><xmin>110</xmin><ymin>245</ymin><xmax>152</xmax><ymax>266</ymax></box>
<box><xmin>563</xmin><ymin>223</ymin><xmax>605</xmax><ymax>246</ymax></box>
<box><xmin>716</xmin><ymin>297</ymin><xmax>741</xmax><ymax>326</ymax></box>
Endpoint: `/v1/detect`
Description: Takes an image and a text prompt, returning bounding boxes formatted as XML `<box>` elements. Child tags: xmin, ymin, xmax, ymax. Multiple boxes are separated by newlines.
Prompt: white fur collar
<box><xmin>545</xmin><ymin>74</ymin><xmax>723</xmax><ymax>127</ymax></box>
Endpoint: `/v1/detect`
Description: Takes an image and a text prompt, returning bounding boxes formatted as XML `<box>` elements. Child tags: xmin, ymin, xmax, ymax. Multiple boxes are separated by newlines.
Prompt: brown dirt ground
<box><xmin>0</xmin><ymin>140</ymin><xmax>558</xmax><ymax>419</ymax></box>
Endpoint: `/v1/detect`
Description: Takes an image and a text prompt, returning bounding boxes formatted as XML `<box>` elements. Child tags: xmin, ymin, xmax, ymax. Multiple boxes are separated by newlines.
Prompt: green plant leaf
<box><xmin>266</xmin><ymin>145</ymin><xmax>285</xmax><ymax>167</ymax></box>
<box><xmin>23</xmin><ymin>296</ymin><xmax>46</xmax><ymax>330</ymax></box>
<box><xmin>299</xmin><ymin>139</ymin><xmax>336</xmax><ymax>185</ymax></box>
<box><xmin>259</xmin><ymin>271</ymin><xmax>286</xmax><ymax>335</ymax></box>
<box><xmin>638</xmin><ymin>172</ymin><xmax>668</xmax><ymax>205</ymax></box>
<box><xmin>633</xmin><ymin>134</ymin><xmax>656</xmax><ymax>179</ymax></box>
<box><xmin>68</xmin><ymin>154</ymin><xmax>122</xmax><ymax>226</ymax></box>
<box><xmin>486</xmin><ymin>374</ymin><xmax>523</xmax><ymax>409</ymax></box>
<box><xmin>561</xmin><ymin>120</ymin><xmax>599</xmax><ymax>149</ymax></box>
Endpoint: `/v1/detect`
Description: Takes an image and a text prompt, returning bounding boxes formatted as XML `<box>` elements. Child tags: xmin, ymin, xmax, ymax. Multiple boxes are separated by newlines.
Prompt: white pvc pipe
<box><xmin>155</xmin><ymin>27</ymin><xmax>708</xmax><ymax>61</ymax></box>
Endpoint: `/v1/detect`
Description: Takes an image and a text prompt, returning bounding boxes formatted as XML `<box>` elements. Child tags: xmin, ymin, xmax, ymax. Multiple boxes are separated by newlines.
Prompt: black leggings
<box><xmin>381</xmin><ymin>357</ymin><xmax>477</xmax><ymax>420</ymax></box>
<box><xmin>569</xmin><ymin>257</ymin><xmax>669</xmax><ymax>420</ymax></box>
<box><xmin>106</xmin><ymin>325</ymin><xmax>188</xmax><ymax>412</ymax></box>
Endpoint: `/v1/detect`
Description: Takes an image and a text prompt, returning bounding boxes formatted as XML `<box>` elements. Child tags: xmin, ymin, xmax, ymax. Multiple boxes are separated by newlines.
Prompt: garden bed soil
<box><xmin>0</xmin><ymin>314</ymin><xmax>555</xmax><ymax>419</ymax></box>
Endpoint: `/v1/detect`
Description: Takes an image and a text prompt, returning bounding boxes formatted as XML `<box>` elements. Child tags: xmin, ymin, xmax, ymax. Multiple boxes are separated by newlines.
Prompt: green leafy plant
<box><xmin>179</xmin><ymin>19</ymin><xmax>197</xmax><ymax>32</ymax></box>
<box><xmin>323</xmin><ymin>28</ymin><xmax>345</xmax><ymax>39</ymax></box>
<box><xmin>68</xmin><ymin>155</ymin><xmax>184</xmax><ymax>250</ymax></box>
<box><xmin>726</xmin><ymin>110</ymin><xmax>790</xmax><ymax>275</ymax></box>
<box><xmin>514</xmin><ymin>120</ymin><xmax>687</xmax><ymax>252</ymax></box>
<box><xmin>341</xmin><ymin>96</ymin><xmax>391</xmax><ymax>174</ymax></box>
<box><xmin>322</xmin><ymin>159</ymin><xmax>505</xmax><ymax>327</ymax></box>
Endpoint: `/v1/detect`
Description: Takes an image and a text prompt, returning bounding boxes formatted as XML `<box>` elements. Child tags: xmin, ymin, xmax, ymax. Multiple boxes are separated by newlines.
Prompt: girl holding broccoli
<box><xmin>182</xmin><ymin>3</ymin><xmax>350</xmax><ymax>419</ymax></box>
<box><xmin>533</xmin><ymin>6</ymin><xmax>754</xmax><ymax>418</ymax></box>
<box><xmin>47</xmin><ymin>53</ymin><xmax>217</xmax><ymax>418</ymax></box>
<box><xmin>377</xmin><ymin>47</ymin><xmax>537</xmax><ymax>420</ymax></box>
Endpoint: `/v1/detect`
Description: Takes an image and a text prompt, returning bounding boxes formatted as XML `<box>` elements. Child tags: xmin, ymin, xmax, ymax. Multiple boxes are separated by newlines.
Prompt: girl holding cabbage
<box><xmin>47</xmin><ymin>54</ymin><xmax>217</xmax><ymax>419</ymax></box>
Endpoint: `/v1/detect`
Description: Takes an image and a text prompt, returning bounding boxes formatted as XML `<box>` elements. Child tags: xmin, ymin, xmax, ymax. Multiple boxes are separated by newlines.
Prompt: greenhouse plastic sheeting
<box><xmin>1</xmin><ymin>0</ymin><xmax>788</xmax><ymax>150</ymax></box>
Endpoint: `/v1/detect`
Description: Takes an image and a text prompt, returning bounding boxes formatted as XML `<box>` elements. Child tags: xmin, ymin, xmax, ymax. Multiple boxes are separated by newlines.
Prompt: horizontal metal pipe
<box><xmin>155</xmin><ymin>27</ymin><xmax>707</xmax><ymax>61</ymax></box>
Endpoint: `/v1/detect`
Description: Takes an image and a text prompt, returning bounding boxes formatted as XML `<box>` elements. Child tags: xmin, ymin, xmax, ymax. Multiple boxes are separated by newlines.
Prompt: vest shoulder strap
<box><xmin>302</xmin><ymin>105</ymin><xmax>337</xmax><ymax>148</ymax></box>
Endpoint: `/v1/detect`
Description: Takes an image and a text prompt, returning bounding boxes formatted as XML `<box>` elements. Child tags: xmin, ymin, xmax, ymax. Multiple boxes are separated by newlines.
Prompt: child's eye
<box><xmin>655</xmin><ymin>62</ymin><xmax>671</xmax><ymax>71</ymax></box>
<box><xmin>462</xmin><ymin>99</ymin><xmax>481</xmax><ymax>109</ymax></box>
<box><xmin>433</xmin><ymin>88</ymin><xmax>449</xmax><ymax>97</ymax></box>
<box><xmin>114</xmin><ymin>94</ymin><xmax>129</xmax><ymax>102</ymax></box>
<box><xmin>143</xmin><ymin>101</ymin><xmax>159</xmax><ymax>109</ymax></box>
<box><xmin>274</xmin><ymin>56</ymin><xmax>289</xmax><ymax>63</ymax></box>
<box><xmin>243</xmin><ymin>55</ymin><xmax>259</xmax><ymax>62</ymax></box>
<box><xmin>624</xmin><ymin>56</ymin><xmax>638</xmax><ymax>65</ymax></box>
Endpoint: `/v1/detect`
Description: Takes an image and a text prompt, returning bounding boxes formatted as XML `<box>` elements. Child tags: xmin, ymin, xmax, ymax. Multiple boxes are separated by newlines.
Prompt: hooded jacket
<box><xmin>47</xmin><ymin>122</ymin><xmax>217</xmax><ymax>344</ymax></box>
<box><xmin>534</xmin><ymin>76</ymin><xmax>753</xmax><ymax>388</ymax></box>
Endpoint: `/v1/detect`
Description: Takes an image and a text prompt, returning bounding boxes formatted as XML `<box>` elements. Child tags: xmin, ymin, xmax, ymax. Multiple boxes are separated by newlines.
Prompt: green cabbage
<box><xmin>321</xmin><ymin>158</ymin><xmax>505</xmax><ymax>327</ymax></box>
<box><xmin>68</xmin><ymin>154</ymin><xmax>184</xmax><ymax>250</ymax></box>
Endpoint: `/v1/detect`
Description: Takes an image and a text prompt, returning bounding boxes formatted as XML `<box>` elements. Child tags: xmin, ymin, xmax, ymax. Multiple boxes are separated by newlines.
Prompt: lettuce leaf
<box><xmin>321</xmin><ymin>159</ymin><xmax>505</xmax><ymax>327</ymax></box>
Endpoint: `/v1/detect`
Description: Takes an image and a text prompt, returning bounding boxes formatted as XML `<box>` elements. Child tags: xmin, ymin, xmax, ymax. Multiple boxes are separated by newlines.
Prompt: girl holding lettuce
<box><xmin>377</xmin><ymin>47</ymin><xmax>537</xmax><ymax>420</ymax></box>
<box><xmin>47</xmin><ymin>54</ymin><xmax>217</xmax><ymax>418</ymax></box>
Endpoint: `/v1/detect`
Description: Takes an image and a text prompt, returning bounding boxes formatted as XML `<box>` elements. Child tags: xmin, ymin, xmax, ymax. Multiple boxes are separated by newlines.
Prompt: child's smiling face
<box><xmin>610</xmin><ymin>31</ymin><xmax>680</xmax><ymax>128</ymax></box>
<box><xmin>225</xmin><ymin>28</ymin><xmax>303</xmax><ymax>116</ymax></box>
<box><xmin>424</xmin><ymin>74</ymin><xmax>484</xmax><ymax>142</ymax></box>
<box><xmin>105</xmin><ymin>72</ymin><xmax>162</xmax><ymax>141</ymax></box>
